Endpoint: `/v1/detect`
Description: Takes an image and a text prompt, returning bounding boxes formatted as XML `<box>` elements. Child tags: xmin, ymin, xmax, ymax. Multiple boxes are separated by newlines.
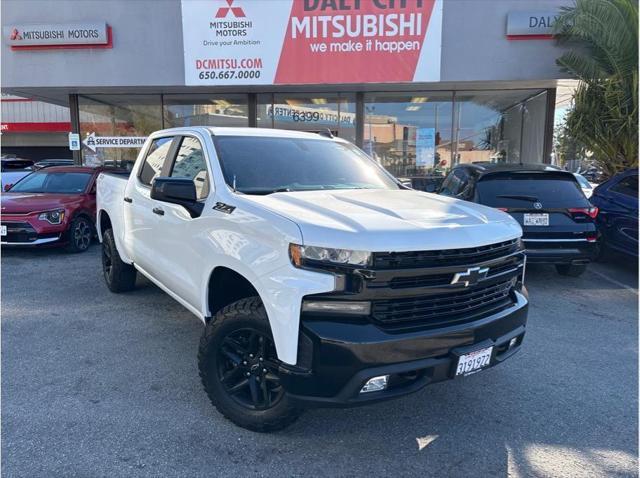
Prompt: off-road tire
<box><xmin>102</xmin><ymin>228</ymin><xmax>137</xmax><ymax>292</ymax></box>
<box><xmin>65</xmin><ymin>216</ymin><xmax>94</xmax><ymax>253</ymax></box>
<box><xmin>555</xmin><ymin>264</ymin><xmax>587</xmax><ymax>277</ymax></box>
<box><xmin>198</xmin><ymin>297</ymin><xmax>302</xmax><ymax>432</ymax></box>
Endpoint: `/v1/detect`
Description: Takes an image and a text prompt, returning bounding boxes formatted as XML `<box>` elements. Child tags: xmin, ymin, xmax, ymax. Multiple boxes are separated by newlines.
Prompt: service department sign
<box><xmin>3</xmin><ymin>22</ymin><xmax>110</xmax><ymax>48</ymax></box>
<box><xmin>181</xmin><ymin>0</ymin><xmax>443</xmax><ymax>86</ymax></box>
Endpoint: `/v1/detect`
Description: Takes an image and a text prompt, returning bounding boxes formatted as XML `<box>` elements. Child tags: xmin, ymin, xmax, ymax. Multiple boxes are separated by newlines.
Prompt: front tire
<box><xmin>102</xmin><ymin>228</ymin><xmax>137</xmax><ymax>292</ymax></box>
<box><xmin>555</xmin><ymin>264</ymin><xmax>587</xmax><ymax>277</ymax></box>
<box><xmin>65</xmin><ymin>216</ymin><xmax>93</xmax><ymax>253</ymax></box>
<box><xmin>198</xmin><ymin>297</ymin><xmax>302</xmax><ymax>432</ymax></box>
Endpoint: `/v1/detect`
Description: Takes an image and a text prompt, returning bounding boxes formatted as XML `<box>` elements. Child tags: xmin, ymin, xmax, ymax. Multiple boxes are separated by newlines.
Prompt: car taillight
<box><xmin>586</xmin><ymin>233</ymin><xmax>598</xmax><ymax>242</ymax></box>
<box><xmin>568</xmin><ymin>207</ymin><xmax>599</xmax><ymax>219</ymax></box>
<box><xmin>496</xmin><ymin>207</ymin><xmax>509</xmax><ymax>212</ymax></box>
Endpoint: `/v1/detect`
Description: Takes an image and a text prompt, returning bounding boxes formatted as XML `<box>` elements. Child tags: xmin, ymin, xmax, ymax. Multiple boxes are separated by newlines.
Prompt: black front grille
<box><xmin>1</xmin><ymin>222</ymin><xmax>37</xmax><ymax>243</ymax></box>
<box><xmin>373</xmin><ymin>239</ymin><xmax>519</xmax><ymax>269</ymax></box>
<box><xmin>371</xmin><ymin>279</ymin><xmax>516</xmax><ymax>329</ymax></box>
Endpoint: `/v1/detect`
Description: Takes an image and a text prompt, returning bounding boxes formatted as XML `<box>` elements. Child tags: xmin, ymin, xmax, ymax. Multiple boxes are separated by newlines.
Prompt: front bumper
<box><xmin>280</xmin><ymin>290</ymin><xmax>528</xmax><ymax>408</ymax></box>
<box><xmin>1</xmin><ymin>217</ymin><xmax>66</xmax><ymax>246</ymax></box>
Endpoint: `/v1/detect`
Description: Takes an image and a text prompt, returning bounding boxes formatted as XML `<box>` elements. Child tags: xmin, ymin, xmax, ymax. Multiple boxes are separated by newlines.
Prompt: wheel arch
<box><xmin>97</xmin><ymin>209</ymin><xmax>112</xmax><ymax>242</ymax></box>
<box><xmin>206</xmin><ymin>266</ymin><xmax>262</xmax><ymax>322</ymax></box>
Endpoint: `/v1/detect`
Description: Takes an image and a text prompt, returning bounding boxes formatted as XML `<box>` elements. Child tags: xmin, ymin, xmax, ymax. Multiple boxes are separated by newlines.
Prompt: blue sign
<box><xmin>416</xmin><ymin>128</ymin><xmax>436</xmax><ymax>167</ymax></box>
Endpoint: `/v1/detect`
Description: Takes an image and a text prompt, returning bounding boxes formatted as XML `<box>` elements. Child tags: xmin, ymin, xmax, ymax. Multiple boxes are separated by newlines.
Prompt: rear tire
<box><xmin>65</xmin><ymin>216</ymin><xmax>93</xmax><ymax>253</ymax></box>
<box><xmin>198</xmin><ymin>297</ymin><xmax>302</xmax><ymax>432</ymax></box>
<box><xmin>102</xmin><ymin>228</ymin><xmax>137</xmax><ymax>292</ymax></box>
<box><xmin>555</xmin><ymin>264</ymin><xmax>587</xmax><ymax>277</ymax></box>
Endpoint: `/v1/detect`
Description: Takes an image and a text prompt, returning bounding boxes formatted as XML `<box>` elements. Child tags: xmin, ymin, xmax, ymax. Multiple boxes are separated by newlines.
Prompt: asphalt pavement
<box><xmin>2</xmin><ymin>246</ymin><xmax>638</xmax><ymax>477</ymax></box>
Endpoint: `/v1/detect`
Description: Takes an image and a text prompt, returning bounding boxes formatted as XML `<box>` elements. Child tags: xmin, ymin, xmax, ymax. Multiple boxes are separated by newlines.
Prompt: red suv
<box><xmin>1</xmin><ymin>166</ymin><xmax>110</xmax><ymax>252</ymax></box>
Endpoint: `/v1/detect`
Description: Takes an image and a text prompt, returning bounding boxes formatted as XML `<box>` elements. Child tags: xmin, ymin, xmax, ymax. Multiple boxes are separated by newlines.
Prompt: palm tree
<box><xmin>554</xmin><ymin>0</ymin><xmax>638</xmax><ymax>177</ymax></box>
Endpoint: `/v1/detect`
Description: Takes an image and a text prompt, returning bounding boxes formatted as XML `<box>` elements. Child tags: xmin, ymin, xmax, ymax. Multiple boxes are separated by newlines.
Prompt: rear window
<box><xmin>476</xmin><ymin>173</ymin><xmax>589</xmax><ymax>208</ymax></box>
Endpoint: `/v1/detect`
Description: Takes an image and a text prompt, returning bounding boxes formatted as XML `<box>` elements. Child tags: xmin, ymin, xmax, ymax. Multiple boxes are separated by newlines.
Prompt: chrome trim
<box><xmin>1</xmin><ymin>236</ymin><xmax>60</xmax><ymax>246</ymax></box>
<box><xmin>523</xmin><ymin>238</ymin><xmax>589</xmax><ymax>243</ymax></box>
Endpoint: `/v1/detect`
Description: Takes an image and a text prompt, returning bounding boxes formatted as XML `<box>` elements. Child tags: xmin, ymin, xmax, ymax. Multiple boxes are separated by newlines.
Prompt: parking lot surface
<box><xmin>2</xmin><ymin>246</ymin><xmax>638</xmax><ymax>477</ymax></box>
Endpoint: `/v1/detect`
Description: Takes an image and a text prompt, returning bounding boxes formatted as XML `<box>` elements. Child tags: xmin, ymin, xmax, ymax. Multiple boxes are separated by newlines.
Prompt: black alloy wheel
<box><xmin>217</xmin><ymin>328</ymin><xmax>284</xmax><ymax>411</ymax></box>
<box><xmin>66</xmin><ymin>217</ymin><xmax>93</xmax><ymax>252</ymax></box>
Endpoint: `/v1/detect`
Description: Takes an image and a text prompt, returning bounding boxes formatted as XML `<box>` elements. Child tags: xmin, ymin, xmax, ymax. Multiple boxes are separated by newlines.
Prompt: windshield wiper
<box><xmin>496</xmin><ymin>194</ymin><xmax>539</xmax><ymax>202</ymax></box>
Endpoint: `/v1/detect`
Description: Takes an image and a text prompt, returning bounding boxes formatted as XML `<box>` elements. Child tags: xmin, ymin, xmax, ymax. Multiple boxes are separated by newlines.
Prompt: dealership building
<box><xmin>2</xmin><ymin>0</ymin><xmax>572</xmax><ymax>180</ymax></box>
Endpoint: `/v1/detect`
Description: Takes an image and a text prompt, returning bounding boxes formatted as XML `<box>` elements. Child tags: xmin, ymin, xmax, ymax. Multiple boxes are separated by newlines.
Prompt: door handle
<box><xmin>124</xmin><ymin>197</ymin><xmax>133</xmax><ymax>203</ymax></box>
<box><xmin>152</xmin><ymin>207</ymin><xmax>165</xmax><ymax>216</ymax></box>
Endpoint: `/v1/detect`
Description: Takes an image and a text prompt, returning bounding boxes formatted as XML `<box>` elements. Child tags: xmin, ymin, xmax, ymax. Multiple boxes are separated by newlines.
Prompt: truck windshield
<box><xmin>213</xmin><ymin>136</ymin><xmax>399</xmax><ymax>194</ymax></box>
<box><xmin>9</xmin><ymin>172</ymin><xmax>92</xmax><ymax>194</ymax></box>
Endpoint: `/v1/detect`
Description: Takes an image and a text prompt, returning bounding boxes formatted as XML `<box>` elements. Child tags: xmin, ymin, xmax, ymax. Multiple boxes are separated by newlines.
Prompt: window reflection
<box><xmin>364</xmin><ymin>93</ymin><xmax>453</xmax><ymax>179</ymax></box>
<box><xmin>258</xmin><ymin>94</ymin><xmax>356</xmax><ymax>143</ymax></box>
<box><xmin>79</xmin><ymin>95</ymin><xmax>162</xmax><ymax>169</ymax></box>
<box><xmin>163</xmin><ymin>94</ymin><xmax>248</xmax><ymax>128</ymax></box>
<box><xmin>453</xmin><ymin>90</ymin><xmax>547</xmax><ymax>164</ymax></box>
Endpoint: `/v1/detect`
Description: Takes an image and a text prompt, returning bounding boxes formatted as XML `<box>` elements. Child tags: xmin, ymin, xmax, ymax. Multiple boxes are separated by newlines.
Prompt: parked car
<box><xmin>1</xmin><ymin>166</ymin><xmax>107</xmax><ymax>252</ymax></box>
<box><xmin>590</xmin><ymin>169</ymin><xmax>638</xmax><ymax>257</ymax></box>
<box><xmin>573</xmin><ymin>172</ymin><xmax>597</xmax><ymax>199</ymax></box>
<box><xmin>1</xmin><ymin>156</ymin><xmax>34</xmax><ymax>171</ymax></box>
<box><xmin>33</xmin><ymin>159</ymin><xmax>75</xmax><ymax>169</ymax></box>
<box><xmin>439</xmin><ymin>163</ymin><xmax>598</xmax><ymax>276</ymax></box>
<box><xmin>97</xmin><ymin>127</ymin><xmax>528</xmax><ymax>432</ymax></box>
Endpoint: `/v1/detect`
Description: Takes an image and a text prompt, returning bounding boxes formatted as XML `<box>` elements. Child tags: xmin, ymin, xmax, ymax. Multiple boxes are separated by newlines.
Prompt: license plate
<box><xmin>0</xmin><ymin>225</ymin><xmax>6</xmax><ymax>237</ymax></box>
<box><xmin>455</xmin><ymin>346</ymin><xmax>493</xmax><ymax>377</ymax></box>
<box><xmin>524</xmin><ymin>213</ymin><xmax>549</xmax><ymax>226</ymax></box>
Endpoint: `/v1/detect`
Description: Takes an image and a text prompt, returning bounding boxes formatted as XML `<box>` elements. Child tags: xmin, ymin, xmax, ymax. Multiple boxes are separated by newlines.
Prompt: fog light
<box><xmin>360</xmin><ymin>375</ymin><xmax>389</xmax><ymax>393</ymax></box>
<box><xmin>302</xmin><ymin>300</ymin><xmax>371</xmax><ymax>315</ymax></box>
<box><xmin>509</xmin><ymin>337</ymin><xmax>518</xmax><ymax>348</ymax></box>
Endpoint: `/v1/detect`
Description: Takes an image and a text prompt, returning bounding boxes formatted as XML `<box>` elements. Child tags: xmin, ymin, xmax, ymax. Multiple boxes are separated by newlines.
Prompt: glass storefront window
<box><xmin>79</xmin><ymin>95</ymin><xmax>162</xmax><ymax>169</ymax></box>
<box><xmin>453</xmin><ymin>90</ymin><xmax>547</xmax><ymax>165</ymax></box>
<box><xmin>257</xmin><ymin>93</ymin><xmax>356</xmax><ymax>144</ymax></box>
<box><xmin>364</xmin><ymin>92</ymin><xmax>453</xmax><ymax>178</ymax></box>
<box><xmin>75</xmin><ymin>89</ymin><xmax>550</xmax><ymax>173</ymax></box>
<box><xmin>163</xmin><ymin>94</ymin><xmax>248</xmax><ymax>128</ymax></box>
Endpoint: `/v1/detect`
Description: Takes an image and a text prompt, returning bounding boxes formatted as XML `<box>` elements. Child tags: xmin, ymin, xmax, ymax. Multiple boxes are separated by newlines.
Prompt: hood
<box><xmin>1</xmin><ymin>193</ymin><xmax>82</xmax><ymax>215</ymax></box>
<box><xmin>240</xmin><ymin>189</ymin><xmax>522</xmax><ymax>252</ymax></box>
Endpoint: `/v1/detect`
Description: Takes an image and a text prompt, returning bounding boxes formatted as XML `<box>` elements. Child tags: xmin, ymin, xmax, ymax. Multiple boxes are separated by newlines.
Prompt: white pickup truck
<box><xmin>97</xmin><ymin>127</ymin><xmax>528</xmax><ymax>432</ymax></box>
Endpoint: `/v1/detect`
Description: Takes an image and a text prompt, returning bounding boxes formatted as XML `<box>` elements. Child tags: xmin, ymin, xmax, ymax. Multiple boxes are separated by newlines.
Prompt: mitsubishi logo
<box><xmin>451</xmin><ymin>267</ymin><xmax>489</xmax><ymax>287</ymax></box>
<box><xmin>215</xmin><ymin>0</ymin><xmax>245</xmax><ymax>18</ymax></box>
<box><xmin>10</xmin><ymin>28</ymin><xmax>22</xmax><ymax>41</ymax></box>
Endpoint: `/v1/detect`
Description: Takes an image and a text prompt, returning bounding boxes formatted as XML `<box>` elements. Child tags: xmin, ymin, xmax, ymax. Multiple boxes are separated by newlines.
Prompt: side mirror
<box><xmin>150</xmin><ymin>177</ymin><xmax>203</xmax><ymax>218</ymax></box>
<box><xmin>4</xmin><ymin>184</ymin><xmax>13</xmax><ymax>192</ymax></box>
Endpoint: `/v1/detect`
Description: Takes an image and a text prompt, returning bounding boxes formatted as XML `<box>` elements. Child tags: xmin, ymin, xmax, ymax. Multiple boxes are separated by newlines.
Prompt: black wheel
<box><xmin>66</xmin><ymin>216</ymin><xmax>93</xmax><ymax>253</ymax></box>
<box><xmin>198</xmin><ymin>297</ymin><xmax>302</xmax><ymax>432</ymax></box>
<box><xmin>555</xmin><ymin>264</ymin><xmax>587</xmax><ymax>277</ymax></box>
<box><xmin>102</xmin><ymin>228</ymin><xmax>137</xmax><ymax>293</ymax></box>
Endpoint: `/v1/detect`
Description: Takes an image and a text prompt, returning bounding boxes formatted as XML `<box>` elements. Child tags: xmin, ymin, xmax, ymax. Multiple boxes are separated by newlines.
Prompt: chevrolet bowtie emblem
<box><xmin>451</xmin><ymin>266</ymin><xmax>489</xmax><ymax>287</ymax></box>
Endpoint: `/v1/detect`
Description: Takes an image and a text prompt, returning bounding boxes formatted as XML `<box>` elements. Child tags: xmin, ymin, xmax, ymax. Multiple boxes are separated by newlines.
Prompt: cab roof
<box><xmin>151</xmin><ymin>126</ymin><xmax>341</xmax><ymax>141</ymax></box>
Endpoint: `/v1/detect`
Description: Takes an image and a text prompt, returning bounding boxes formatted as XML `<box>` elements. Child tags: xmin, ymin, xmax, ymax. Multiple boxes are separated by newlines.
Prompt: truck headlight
<box><xmin>289</xmin><ymin>244</ymin><xmax>371</xmax><ymax>268</ymax></box>
<box><xmin>38</xmin><ymin>209</ymin><xmax>65</xmax><ymax>224</ymax></box>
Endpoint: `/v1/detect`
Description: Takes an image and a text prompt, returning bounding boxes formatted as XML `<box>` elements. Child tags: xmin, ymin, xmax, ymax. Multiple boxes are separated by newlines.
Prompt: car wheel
<box><xmin>102</xmin><ymin>228</ymin><xmax>137</xmax><ymax>292</ymax></box>
<box><xmin>198</xmin><ymin>297</ymin><xmax>302</xmax><ymax>432</ymax></box>
<box><xmin>555</xmin><ymin>264</ymin><xmax>587</xmax><ymax>277</ymax></box>
<box><xmin>66</xmin><ymin>216</ymin><xmax>93</xmax><ymax>253</ymax></box>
